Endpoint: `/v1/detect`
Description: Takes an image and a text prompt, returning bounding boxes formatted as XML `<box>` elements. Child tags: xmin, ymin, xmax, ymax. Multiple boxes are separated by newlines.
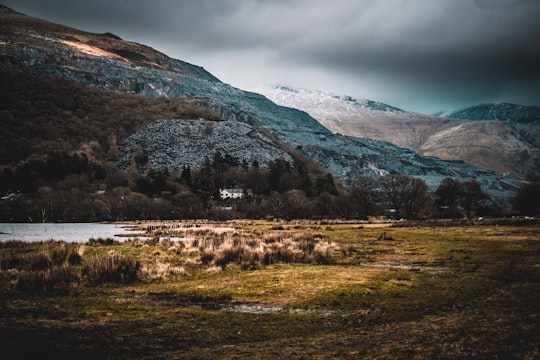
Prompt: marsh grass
<box><xmin>0</xmin><ymin>228</ymin><xmax>335</xmax><ymax>294</ymax></box>
<box><xmin>82</xmin><ymin>253</ymin><xmax>140</xmax><ymax>286</ymax></box>
<box><xmin>183</xmin><ymin>231</ymin><xmax>334</xmax><ymax>270</ymax></box>
<box><xmin>1</xmin><ymin>240</ymin><xmax>140</xmax><ymax>294</ymax></box>
<box><xmin>1</xmin><ymin>221</ymin><xmax>539</xmax><ymax>359</ymax></box>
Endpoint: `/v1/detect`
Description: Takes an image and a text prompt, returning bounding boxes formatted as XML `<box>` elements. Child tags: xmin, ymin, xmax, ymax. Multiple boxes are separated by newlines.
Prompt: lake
<box><xmin>0</xmin><ymin>223</ymin><xmax>138</xmax><ymax>242</ymax></box>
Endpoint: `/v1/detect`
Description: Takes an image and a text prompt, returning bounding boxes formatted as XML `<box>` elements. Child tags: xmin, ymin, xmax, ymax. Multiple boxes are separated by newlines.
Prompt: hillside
<box><xmin>0</xmin><ymin>5</ymin><xmax>514</xmax><ymax>202</ymax></box>
<box><xmin>0</xmin><ymin>72</ymin><xmax>222</xmax><ymax>166</ymax></box>
<box><xmin>259</xmin><ymin>86</ymin><xmax>539</xmax><ymax>177</ymax></box>
<box><xmin>443</xmin><ymin>103</ymin><xmax>540</xmax><ymax>149</ymax></box>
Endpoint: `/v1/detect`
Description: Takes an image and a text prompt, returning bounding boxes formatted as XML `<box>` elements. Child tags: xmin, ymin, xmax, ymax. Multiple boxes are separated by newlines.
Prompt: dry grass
<box><xmin>176</xmin><ymin>231</ymin><xmax>334</xmax><ymax>270</ymax></box>
<box><xmin>0</xmin><ymin>220</ymin><xmax>539</xmax><ymax>359</ymax></box>
<box><xmin>0</xmin><ymin>226</ymin><xmax>335</xmax><ymax>294</ymax></box>
<box><xmin>1</xmin><ymin>241</ymin><xmax>140</xmax><ymax>293</ymax></box>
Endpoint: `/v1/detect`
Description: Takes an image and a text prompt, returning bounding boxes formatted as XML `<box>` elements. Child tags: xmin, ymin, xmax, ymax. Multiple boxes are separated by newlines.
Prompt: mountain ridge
<box><xmin>443</xmin><ymin>103</ymin><xmax>540</xmax><ymax>149</ymax></box>
<box><xmin>259</xmin><ymin>85</ymin><xmax>539</xmax><ymax>177</ymax></box>
<box><xmin>443</xmin><ymin>102</ymin><xmax>540</xmax><ymax>124</ymax></box>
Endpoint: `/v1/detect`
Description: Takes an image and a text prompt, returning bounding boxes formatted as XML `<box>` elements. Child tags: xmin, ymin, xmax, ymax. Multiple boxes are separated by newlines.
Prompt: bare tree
<box><xmin>514</xmin><ymin>168</ymin><xmax>540</xmax><ymax>216</ymax></box>
<box><xmin>434</xmin><ymin>178</ymin><xmax>464</xmax><ymax>217</ymax></box>
<box><xmin>377</xmin><ymin>174</ymin><xmax>430</xmax><ymax>218</ymax></box>
<box><xmin>350</xmin><ymin>177</ymin><xmax>377</xmax><ymax>219</ymax></box>
<box><xmin>461</xmin><ymin>180</ymin><xmax>488</xmax><ymax>218</ymax></box>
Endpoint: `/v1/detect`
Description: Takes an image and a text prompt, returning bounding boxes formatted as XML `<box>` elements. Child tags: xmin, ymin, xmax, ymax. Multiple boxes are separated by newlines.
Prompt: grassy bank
<box><xmin>0</xmin><ymin>220</ymin><xmax>539</xmax><ymax>359</ymax></box>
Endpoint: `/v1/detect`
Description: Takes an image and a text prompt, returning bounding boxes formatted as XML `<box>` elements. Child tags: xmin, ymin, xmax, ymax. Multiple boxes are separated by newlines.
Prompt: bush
<box><xmin>83</xmin><ymin>254</ymin><xmax>140</xmax><ymax>286</ymax></box>
<box><xmin>2</xmin><ymin>241</ymin><xmax>140</xmax><ymax>293</ymax></box>
<box><xmin>17</xmin><ymin>263</ymin><xmax>81</xmax><ymax>295</ymax></box>
<box><xmin>196</xmin><ymin>232</ymin><xmax>334</xmax><ymax>270</ymax></box>
<box><xmin>88</xmin><ymin>237</ymin><xmax>119</xmax><ymax>246</ymax></box>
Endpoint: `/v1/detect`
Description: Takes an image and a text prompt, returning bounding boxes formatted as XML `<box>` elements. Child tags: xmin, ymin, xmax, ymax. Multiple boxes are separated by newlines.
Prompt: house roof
<box><xmin>221</xmin><ymin>189</ymin><xmax>244</xmax><ymax>193</ymax></box>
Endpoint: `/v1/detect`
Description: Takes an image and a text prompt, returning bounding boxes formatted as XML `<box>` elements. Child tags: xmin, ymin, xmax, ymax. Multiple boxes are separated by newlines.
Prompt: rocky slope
<box><xmin>259</xmin><ymin>86</ymin><xmax>539</xmax><ymax>177</ymax></box>
<box><xmin>0</xmin><ymin>5</ymin><xmax>515</xmax><ymax>200</ymax></box>
<box><xmin>117</xmin><ymin>120</ymin><xmax>293</xmax><ymax>174</ymax></box>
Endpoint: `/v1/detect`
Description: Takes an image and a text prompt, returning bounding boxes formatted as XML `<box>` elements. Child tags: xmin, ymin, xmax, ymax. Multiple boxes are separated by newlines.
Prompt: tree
<box><xmin>312</xmin><ymin>192</ymin><xmax>338</xmax><ymax>218</ymax></box>
<box><xmin>172</xmin><ymin>191</ymin><xmax>203</xmax><ymax>218</ymax></box>
<box><xmin>377</xmin><ymin>174</ymin><xmax>430</xmax><ymax>219</ymax></box>
<box><xmin>267</xmin><ymin>191</ymin><xmax>285</xmax><ymax>218</ymax></box>
<box><xmin>514</xmin><ymin>163</ymin><xmax>540</xmax><ymax>216</ymax></box>
<box><xmin>460</xmin><ymin>180</ymin><xmax>488</xmax><ymax>218</ymax></box>
<box><xmin>515</xmin><ymin>187</ymin><xmax>538</xmax><ymax>215</ymax></box>
<box><xmin>350</xmin><ymin>177</ymin><xmax>377</xmax><ymax>219</ymax></box>
<box><xmin>245</xmin><ymin>167</ymin><xmax>270</xmax><ymax>197</ymax></box>
<box><xmin>284</xmin><ymin>189</ymin><xmax>312</xmax><ymax>218</ymax></box>
<box><xmin>268</xmin><ymin>159</ymin><xmax>291</xmax><ymax>192</ymax></box>
<box><xmin>291</xmin><ymin>159</ymin><xmax>313</xmax><ymax>195</ymax></box>
<box><xmin>180</xmin><ymin>165</ymin><xmax>192</xmax><ymax>188</ymax></box>
<box><xmin>193</xmin><ymin>156</ymin><xmax>215</xmax><ymax>192</ymax></box>
<box><xmin>314</xmin><ymin>173</ymin><xmax>338</xmax><ymax>196</ymax></box>
<box><xmin>434</xmin><ymin>178</ymin><xmax>464</xmax><ymax>218</ymax></box>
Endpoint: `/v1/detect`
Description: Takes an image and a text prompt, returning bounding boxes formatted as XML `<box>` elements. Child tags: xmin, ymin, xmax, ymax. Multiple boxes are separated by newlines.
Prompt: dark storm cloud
<box><xmin>287</xmin><ymin>0</ymin><xmax>540</xmax><ymax>109</ymax></box>
<box><xmin>4</xmin><ymin>0</ymin><xmax>540</xmax><ymax>113</ymax></box>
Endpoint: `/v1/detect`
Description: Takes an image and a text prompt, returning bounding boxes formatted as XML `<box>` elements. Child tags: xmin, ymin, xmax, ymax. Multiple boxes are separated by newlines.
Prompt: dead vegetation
<box><xmin>0</xmin><ymin>220</ymin><xmax>538</xmax><ymax>359</ymax></box>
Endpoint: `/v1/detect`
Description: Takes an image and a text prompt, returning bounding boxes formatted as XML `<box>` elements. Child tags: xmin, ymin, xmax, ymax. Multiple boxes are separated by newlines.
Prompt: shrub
<box><xmin>88</xmin><ymin>237</ymin><xmax>119</xmax><ymax>246</ymax></box>
<box><xmin>83</xmin><ymin>254</ymin><xmax>140</xmax><ymax>286</ymax></box>
<box><xmin>17</xmin><ymin>263</ymin><xmax>81</xmax><ymax>294</ymax></box>
<box><xmin>200</xmin><ymin>232</ymin><xmax>334</xmax><ymax>269</ymax></box>
<box><xmin>49</xmin><ymin>242</ymin><xmax>81</xmax><ymax>265</ymax></box>
<box><xmin>200</xmin><ymin>251</ymin><xmax>214</xmax><ymax>265</ymax></box>
<box><xmin>30</xmin><ymin>252</ymin><xmax>53</xmax><ymax>271</ymax></box>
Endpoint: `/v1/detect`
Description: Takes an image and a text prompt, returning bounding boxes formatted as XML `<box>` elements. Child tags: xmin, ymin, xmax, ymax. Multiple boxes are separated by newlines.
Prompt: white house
<box><xmin>219</xmin><ymin>188</ymin><xmax>245</xmax><ymax>200</ymax></box>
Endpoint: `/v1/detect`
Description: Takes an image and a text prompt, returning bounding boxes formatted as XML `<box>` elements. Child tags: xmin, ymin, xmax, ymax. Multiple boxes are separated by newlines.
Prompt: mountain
<box><xmin>443</xmin><ymin>103</ymin><xmax>540</xmax><ymax>124</ymax></box>
<box><xmin>443</xmin><ymin>103</ymin><xmax>540</xmax><ymax>149</ymax></box>
<box><xmin>0</xmin><ymin>5</ymin><xmax>514</xmax><ymax>201</ymax></box>
<box><xmin>259</xmin><ymin>86</ymin><xmax>539</xmax><ymax>177</ymax></box>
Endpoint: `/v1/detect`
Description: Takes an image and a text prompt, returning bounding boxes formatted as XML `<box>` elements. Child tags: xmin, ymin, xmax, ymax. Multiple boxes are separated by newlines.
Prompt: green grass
<box><xmin>0</xmin><ymin>220</ymin><xmax>539</xmax><ymax>359</ymax></box>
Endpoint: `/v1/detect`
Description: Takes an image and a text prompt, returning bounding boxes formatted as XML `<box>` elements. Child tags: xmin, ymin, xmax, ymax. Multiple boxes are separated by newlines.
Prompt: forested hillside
<box><xmin>0</xmin><ymin>72</ymin><xmax>221</xmax><ymax>166</ymax></box>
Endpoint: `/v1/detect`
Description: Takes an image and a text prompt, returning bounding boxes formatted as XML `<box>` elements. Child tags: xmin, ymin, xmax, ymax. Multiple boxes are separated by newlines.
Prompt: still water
<box><xmin>0</xmin><ymin>223</ymin><xmax>137</xmax><ymax>242</ymax></box>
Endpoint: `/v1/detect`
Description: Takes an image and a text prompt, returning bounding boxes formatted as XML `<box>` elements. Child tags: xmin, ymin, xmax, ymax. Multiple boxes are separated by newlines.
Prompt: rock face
<box><xmin>0</xmin><ymin>6</ymin><xmax>516</xmax><ymax>201</ymax></box>
<box><xmin>259</xmin><ymin>86</ymin><xmax>539</xmax><ymax>177</ymax></box>
<box><xmin>117</xmin><ymin>119</ymin><xmax>293</xmax><ymax>173</ymax></box>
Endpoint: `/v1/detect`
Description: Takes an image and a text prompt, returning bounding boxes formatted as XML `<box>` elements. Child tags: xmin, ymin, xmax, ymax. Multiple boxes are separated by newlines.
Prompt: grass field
<box><xmin>1</xmin><ymin>219</ymin><xmax>539</xmax><ymax>359</ymax></box>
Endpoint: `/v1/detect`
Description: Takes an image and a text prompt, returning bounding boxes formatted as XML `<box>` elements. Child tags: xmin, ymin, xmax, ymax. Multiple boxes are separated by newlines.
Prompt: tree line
<box><xmin>2</xmin><ymin>148</ymin><xmax>536</xmax><ymax>223</ymax></box>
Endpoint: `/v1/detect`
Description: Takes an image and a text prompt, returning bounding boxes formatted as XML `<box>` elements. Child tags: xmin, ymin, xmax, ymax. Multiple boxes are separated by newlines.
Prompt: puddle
<box><xmin>111</xmin><ymin>292</ymin><xmax>379</xmax><ymax>318</ymax></box>
<box><xmin>358</xmin><ymin>263</ymin><xmax>447</xmax><ymax>272</ymax></box>
<box><xmin>222</xmin><ymin>303</ymin><xmax>337</xmax><ymax>315</ymax></box>
<box><xmin>221</xmin><ymin>303</ymin><xmax>374</xmax><ymax>317</ymax></box>
<box><xmin>222</xmin><ymin>304</ymin><xmax>284</xmax><ymax>314</ymax></box>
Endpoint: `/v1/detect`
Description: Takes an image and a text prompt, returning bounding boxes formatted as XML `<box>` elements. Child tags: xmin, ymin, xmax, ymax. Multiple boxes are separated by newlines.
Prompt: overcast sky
<box><xmin>5</xmin><ymin>0</ymin><xmax>540</xmax><ymax>114</ymax></box>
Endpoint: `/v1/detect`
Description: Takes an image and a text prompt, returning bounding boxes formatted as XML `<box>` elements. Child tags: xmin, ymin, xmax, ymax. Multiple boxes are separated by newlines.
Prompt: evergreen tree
<box><xmin>180</xmin><ymin>165</ymin><xmax>192</xmax><ymax>188</ymax></box>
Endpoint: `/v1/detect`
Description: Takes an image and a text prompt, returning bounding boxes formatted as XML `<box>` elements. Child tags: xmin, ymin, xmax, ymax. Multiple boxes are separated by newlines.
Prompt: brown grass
<box><xmin>1</xmin><ymin>221</ymin><xmax>538</xmax><ymax>359</ymax></box>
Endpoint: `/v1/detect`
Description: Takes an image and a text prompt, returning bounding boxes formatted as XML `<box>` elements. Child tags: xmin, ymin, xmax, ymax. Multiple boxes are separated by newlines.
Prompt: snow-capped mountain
<box><xmin>258</xmin><ymin>85</ymin><xmax>539</xmax><ymax>177</ymax></box>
